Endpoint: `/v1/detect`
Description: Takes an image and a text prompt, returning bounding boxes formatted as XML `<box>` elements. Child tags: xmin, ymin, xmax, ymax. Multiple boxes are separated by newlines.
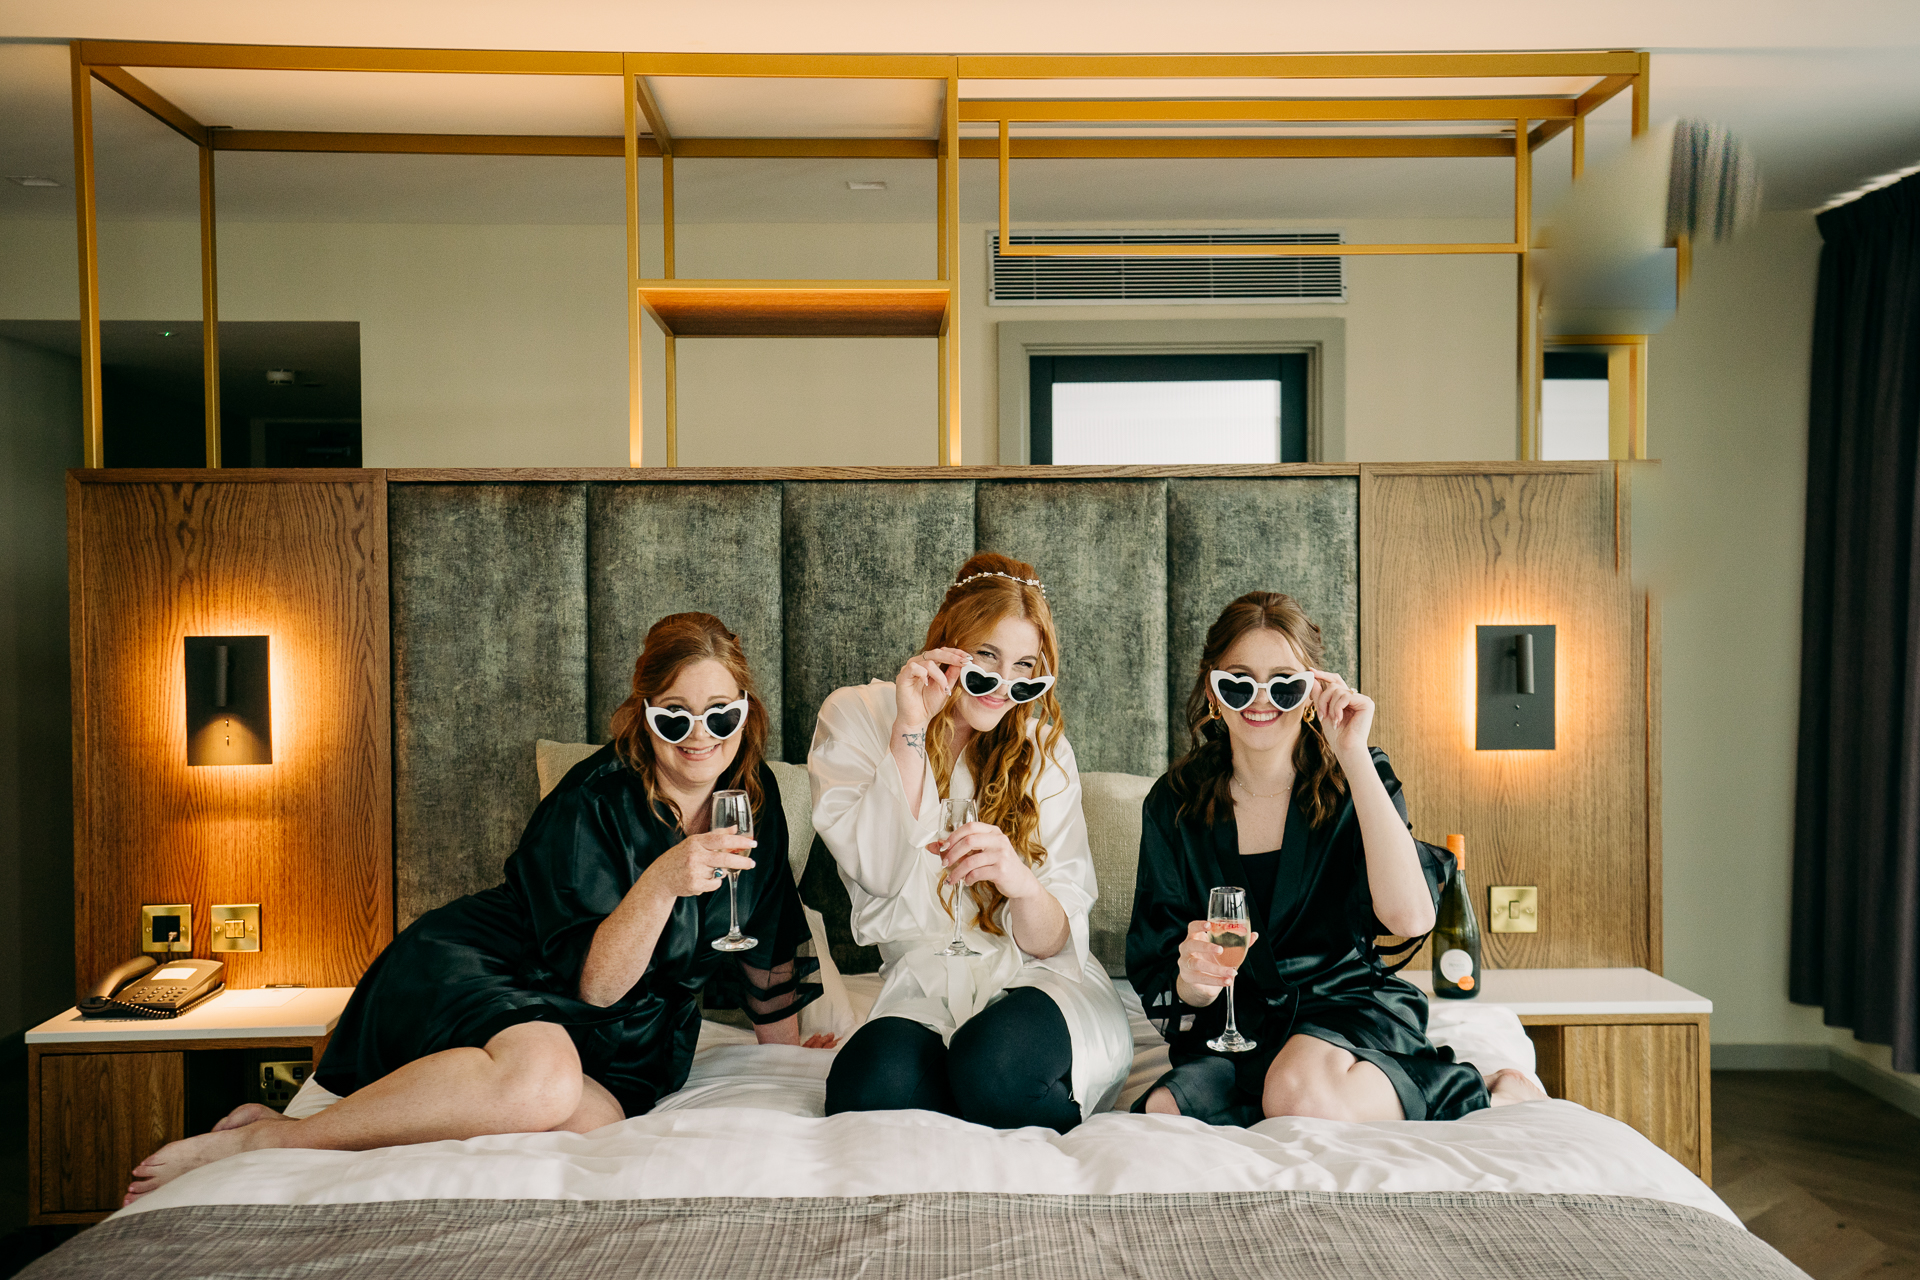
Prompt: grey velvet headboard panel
<box><xmin>390</xmin><ymin>475</ymin><xmax>1358</xmax><ymax>921</ymax></box>
<box><xmin>588</xmin><ymin>484</ymin><xmax>785</xmax><ymax>748</ymax></box>
<box><xmin>976</xmin><ymin>480</ymin><xmax>1169</xmax><ymax>778</ymax></box>
<box><xmin>780</xmin><ymin>482</ymin><xmax>975</xmax><ymax>761</ymax></box>
<box><xmin>391</xmin><ymin>484</ymin><xmax>589</xmax><ymax>928</ymax></box>
<box><xmin>1166</xmin><ymin>479</ymin><xmax>1359</xmax><ymax>763</ymax></box>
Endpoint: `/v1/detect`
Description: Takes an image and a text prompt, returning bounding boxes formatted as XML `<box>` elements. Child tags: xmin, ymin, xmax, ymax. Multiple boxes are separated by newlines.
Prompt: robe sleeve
<box><xmin>1125</xmin><ymin>778</ymin><xmax>1198</xmax><ymax>1040</ymax></box>
<box><xmin>1005</xmin><ymin>734</ymin><xmax>1095</xmax><ymax>982</ymax></box>
<box><xmin>505</xmin><ymin>783</ymin><xmax>639</xmax><ymax>993</ymax></box>
<box><xmin>1350</xmin><ymin>748</ymin><xmax>1453</xmax><ymax>947</ymax></box>
<box><xmin>808</xmin><ymin>683</ymin><xmax>941</xmax><ymax>902</ymax></box>
<box><xmin>714</xmin><ymin>770</ymin><xmax>822</xmax><ymax>1025</ymax></box>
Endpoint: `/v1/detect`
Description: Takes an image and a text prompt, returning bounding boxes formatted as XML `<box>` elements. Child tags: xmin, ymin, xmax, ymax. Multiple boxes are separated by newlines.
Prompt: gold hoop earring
<box><xmin>1207</xmin><ymin>700</ymin><xmax>1222</xmax><ymax>722</ymax></box>
<box><xmin>1303</xmin><ymin>702</ymin><xmax>1316</xmax><ymax>724</ymax></box>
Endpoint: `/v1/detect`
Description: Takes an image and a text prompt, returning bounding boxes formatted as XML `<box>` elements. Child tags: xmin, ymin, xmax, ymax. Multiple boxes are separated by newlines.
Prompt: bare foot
<box><xmin>1487</xmin><ymin>1068</ymin><xmax>1549</xmax><ymax>1106</ymax></box>
<box><xmin>124</xmin><ymin>1119</ymin><xmax>283</xmax><ymax>1206</ymax></box>
<box><xmin>212</xmin><ymin>1102</ymin><xmax>290</xmax><ymax>1132</ymax></box>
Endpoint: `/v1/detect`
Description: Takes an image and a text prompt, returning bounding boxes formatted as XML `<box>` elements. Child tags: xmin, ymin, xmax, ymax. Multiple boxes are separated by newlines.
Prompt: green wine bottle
<box><xmin>1431</xmin><ymin>833</ymin><xmax>1482</xmax><ymax>999</ymax></box>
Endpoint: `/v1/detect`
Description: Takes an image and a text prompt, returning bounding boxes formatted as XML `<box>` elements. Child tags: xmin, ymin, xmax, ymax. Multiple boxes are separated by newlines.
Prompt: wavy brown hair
<box><xmin>923</xmin><ymin>552</ymin><xmax>1066</xmax><ymax>937</ymax></box>
<box><xmin>609</xmin><ymin>612</ymin><xmax>769</xmax><ymax>828</ymax></box>
<box><xmin>1170</xmin><ymin>591</ymin><xmax>1349</xmax><ymax>829</ymax></box>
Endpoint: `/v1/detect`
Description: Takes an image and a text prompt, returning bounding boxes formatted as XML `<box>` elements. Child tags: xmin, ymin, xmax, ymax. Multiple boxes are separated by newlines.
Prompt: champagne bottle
<box><xmin>1431</xmin><ymin>833</ymin><xmax>1482</xmax><ymax>999</ymax></box>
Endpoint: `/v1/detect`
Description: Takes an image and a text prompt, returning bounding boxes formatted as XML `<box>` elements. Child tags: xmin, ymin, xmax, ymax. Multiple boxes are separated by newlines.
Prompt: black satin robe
<box><xmin>1125</xmin><ymin>747</ymin><xmax>1488</xmax><ymax>1125</ymax></box>
<box><xmin>317</xmin><ymin>748</ymin><xmax>817</xmax><ymax>1118</ymax></box>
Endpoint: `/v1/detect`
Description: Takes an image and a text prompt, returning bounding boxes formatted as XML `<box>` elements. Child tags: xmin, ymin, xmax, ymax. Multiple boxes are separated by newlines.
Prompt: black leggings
<box><xmin>824</xmin><ymin>987</ymin><xmax>1080</xmax><ymax>1133</ymax></box>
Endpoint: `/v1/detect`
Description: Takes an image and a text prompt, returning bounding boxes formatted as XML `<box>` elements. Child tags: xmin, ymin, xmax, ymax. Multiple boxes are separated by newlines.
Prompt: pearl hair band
<box><xmin>950</xmin><ymin>570</ymin><xmax>1047</xmax><ymax>597</ymax></box>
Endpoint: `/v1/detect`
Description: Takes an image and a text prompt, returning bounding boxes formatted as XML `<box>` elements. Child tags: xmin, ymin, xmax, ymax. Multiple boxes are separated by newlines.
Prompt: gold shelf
<box><xmin>635</xmin><ymin>280</ymin><xmax>950</xmax><ymax>338</ymax></box>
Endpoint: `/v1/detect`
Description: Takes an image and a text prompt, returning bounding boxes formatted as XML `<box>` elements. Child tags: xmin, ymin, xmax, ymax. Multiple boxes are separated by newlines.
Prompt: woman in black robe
<box><xmin>1126</xmin><ymin>592</ymin><xmax>1542</xmax><ymax>1126</ymax></box>
<box><xmin>126</xmin><ymin>612</ymin><xmax>823</xmax><ymax>1204</ymax></box>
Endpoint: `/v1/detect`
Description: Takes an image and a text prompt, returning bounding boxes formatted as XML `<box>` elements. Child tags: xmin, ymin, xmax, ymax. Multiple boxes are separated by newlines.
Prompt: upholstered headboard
<box><xmin>390</xmin><ymin>477</ymin><xmax>1358</xmax><ymax>928</ymax></box>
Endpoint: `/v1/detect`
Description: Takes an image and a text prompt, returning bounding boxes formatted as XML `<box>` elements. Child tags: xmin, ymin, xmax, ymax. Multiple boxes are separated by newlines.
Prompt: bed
<box><xmin>22</xmin><ymin>757</ymin><xmax>1802</xmax><ymax>1279</ymax></box>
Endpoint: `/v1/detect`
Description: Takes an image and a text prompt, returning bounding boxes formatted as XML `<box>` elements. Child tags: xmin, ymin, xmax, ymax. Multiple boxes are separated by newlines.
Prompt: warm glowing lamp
<box><xmin>1475</xmin><ymin>625</ymin><xmax>1555</xmax><ymax>750</ymax></box>
<box><xmin>184</xmin><ymin>636</ymin><xmax>272</xmax><ymax>765</ymax></box>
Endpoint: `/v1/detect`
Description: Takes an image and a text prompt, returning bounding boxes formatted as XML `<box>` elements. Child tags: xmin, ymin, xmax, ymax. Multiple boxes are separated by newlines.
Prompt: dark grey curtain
<box><xmin>1792</xmin><ymin>174</ymin><xmax>1920</xmax><ymax>1072</ymax></box>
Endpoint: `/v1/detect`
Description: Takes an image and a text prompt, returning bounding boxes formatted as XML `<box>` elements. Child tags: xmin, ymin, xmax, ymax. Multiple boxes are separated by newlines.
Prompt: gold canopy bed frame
<box><xmin>66</xmin><ymin>42</ymin><xmax>1650</xmax><ymax>470</ymax></box>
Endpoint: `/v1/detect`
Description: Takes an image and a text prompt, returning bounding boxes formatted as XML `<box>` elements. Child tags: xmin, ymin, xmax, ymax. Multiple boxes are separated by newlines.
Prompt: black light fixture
<box><xmin>1475</xmin><ymin>625</ymin><xmax>1555</xmax><ymax>750</ymax></box>
<box><xmin>185</xmin><ymin>636</ymin><xmax>272</xmax><ymax>765</ymax></box>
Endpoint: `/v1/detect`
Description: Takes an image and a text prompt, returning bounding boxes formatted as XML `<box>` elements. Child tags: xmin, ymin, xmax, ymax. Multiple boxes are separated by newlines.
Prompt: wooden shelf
<box><xmin>636</xmin><ymin>280</ymin><xmax>950</xmax><ymax>338</ymax></box>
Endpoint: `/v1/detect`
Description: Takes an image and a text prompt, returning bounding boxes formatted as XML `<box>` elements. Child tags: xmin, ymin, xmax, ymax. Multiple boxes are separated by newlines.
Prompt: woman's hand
<box><xmin>932</xmin><ymin>821</ymin><xmax>1042</xmax><ymax>901</ymax></box>
<box><xmin>1174</xmin><ymin>920</ymin><xmax>1259</xmax><ymax>1006</ymax></box>
<box><xmin>636</xmin><ymin>828</ymin><xmax>757</xmax><ymax>901</ymax></box>
<box><xmin>802</xmin><ymin>1033</ymin><xmax>838</xmax><ymax>1049</ymax></box>
<box><xmin>892</xmin><ymin>646</ymin><xmax>972</xmax><ymax>735</ymax></box>
<box><xmin>1310</xmin><ymin>669</ymin><xmax>1375</xmax><ymax>764</ymax></box>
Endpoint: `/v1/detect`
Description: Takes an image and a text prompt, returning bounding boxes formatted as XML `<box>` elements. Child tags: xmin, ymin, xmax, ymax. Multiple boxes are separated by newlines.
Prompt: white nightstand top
<box><xmin>1402</xmin><ymin>967</ymin><xmax>1712</xmax><ymax>1015</ymax></box>
<box><xmin>26</xmin><ymin>987</ymin><xmax>354</xmax><ymax>1045</ymax></box>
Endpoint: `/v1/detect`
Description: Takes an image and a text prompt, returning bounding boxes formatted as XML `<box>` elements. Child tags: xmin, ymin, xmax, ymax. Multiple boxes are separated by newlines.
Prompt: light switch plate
<box><xmin>141</xmin><ymin>902</ymin><xmax>193</xmax><ymax>953</ymax></box>
<box><xmin>1489</xmin><ymin>886</ymin><xmax>1539</xmax><ymax>933</ymax></box>
<box><xmin>211</xmin><ymin>903</ymin><xmax>261</xmax><ymax>952</ymax></box>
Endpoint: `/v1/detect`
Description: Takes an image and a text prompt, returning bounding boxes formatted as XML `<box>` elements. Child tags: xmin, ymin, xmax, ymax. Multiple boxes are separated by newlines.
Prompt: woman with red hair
<box><xmin>809</xmin><ymin>552</ymin><xmax>1131</xmax><ymax>1132</ymax></box>
<box><xmin>125</xmin><ymin>612</ymin><xmax>823</xmax><ymax>1202</ymax></box>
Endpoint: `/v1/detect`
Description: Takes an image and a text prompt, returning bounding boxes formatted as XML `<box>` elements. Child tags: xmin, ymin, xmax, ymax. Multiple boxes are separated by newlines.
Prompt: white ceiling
<box><xmin>3</xmin><ymin>0</ymin><xmax>1919</xmax><ymax>219</ymax></box>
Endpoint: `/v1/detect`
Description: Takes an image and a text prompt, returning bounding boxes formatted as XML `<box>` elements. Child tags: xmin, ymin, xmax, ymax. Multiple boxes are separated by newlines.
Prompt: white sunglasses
<box><xmin>643</xmin><ymin>695</ymin><xmax>750</xmax><ymax>744</ymax></box>
<box><xmin>1209</xmin><ymin>669</ymin><xmax>1314</xmax><ymax>713</ymax></box>
<box><xmin>958</xmin><ymin>661</ymin><xmax>1055</xmax><ymax>704</ymax></box>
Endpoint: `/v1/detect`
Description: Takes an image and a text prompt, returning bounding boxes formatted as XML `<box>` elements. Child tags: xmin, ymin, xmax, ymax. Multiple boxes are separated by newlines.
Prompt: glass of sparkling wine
<box><xmin>933</xmin><ymin>796</ymin><xmax>980</xmax><ymax>958</ymax></box>
<box><xmin>709</xmin><ymin>789</ymin><xmax>758</xmax><ymax>953</ymax></box>
<box><xmin>1206</xmin><ymin>885</ymin><xmax>1256</xmax><ymax>1053</ymax></box>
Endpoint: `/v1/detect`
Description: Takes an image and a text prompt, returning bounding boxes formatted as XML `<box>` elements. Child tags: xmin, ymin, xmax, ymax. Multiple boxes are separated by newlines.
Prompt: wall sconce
<box><xmin>185</xmin><ymin>636</ymin><xmax>272</xmax><ymax>765</ymax></box>
<box><xmin>1476</xmin><ymin>625</ymin><xmax>1555</xmax><ymax>750</ymax></box>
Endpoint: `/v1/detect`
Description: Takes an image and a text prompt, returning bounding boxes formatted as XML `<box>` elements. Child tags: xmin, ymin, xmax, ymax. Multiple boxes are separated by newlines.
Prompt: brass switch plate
<box><xmin>141</xmin><ymin>903</ymin><xmax>192</xmax><ymax>953</ymax></box>
<box><xmin>211</xmin><ymin>903</ymin><xmax>261</xmax><ymax>952</ymax></box>
<box><xmin>1489</xmin><ymin>886</ymin><xmax>1539</xmax><ymax>933</ymax></box>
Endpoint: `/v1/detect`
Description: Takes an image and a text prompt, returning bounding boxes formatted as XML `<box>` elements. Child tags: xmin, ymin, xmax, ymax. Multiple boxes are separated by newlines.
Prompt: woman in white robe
<box><xmin>809</xmin><ymin>552</ymin><xmax>1132</xmax><ymax>1130</ymax></box>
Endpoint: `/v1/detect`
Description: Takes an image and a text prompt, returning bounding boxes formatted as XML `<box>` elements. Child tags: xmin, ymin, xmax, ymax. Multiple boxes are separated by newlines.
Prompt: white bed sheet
<box><xmin>125</xmin><ymin>977</ymin><xmax>1733</xmax><ymax>1225</ymax></box>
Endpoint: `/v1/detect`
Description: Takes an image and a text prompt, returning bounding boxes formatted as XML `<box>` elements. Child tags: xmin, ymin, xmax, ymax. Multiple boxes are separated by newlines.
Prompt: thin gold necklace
<box><xmin>1232</xmin><ymin>774</ymin><xmax>1291</xmax><ymax>800</ymax></box>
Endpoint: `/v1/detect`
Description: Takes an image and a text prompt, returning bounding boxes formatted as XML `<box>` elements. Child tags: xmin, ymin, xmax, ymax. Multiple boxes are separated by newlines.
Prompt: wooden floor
<box><xmin>1714</xmin><ymin>1070</ymin><xmax>1920</xmax><ymax>1279</ymax></box>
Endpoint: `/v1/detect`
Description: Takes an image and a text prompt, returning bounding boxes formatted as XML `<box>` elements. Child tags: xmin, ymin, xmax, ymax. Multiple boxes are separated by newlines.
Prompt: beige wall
<box><xmin>0</xmin><ymin>215</ymin><xmax>1519</xmax><ymax>466</ymax></box>
<box><xmin>1645</xmin><ymin>211</ymin><xmax>1917</xmax><ymax>1092</ymax></box>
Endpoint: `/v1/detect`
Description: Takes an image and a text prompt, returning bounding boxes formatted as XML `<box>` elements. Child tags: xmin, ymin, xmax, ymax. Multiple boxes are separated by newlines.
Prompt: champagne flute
<box><xmin>933</xmin><ymin>796</ymin><xmax>980</xmax><ymax>958</ymax></box>
<box><xmin>709</xmin><ymin>789</ymin><xmax>758</xmax><ymax>953</ymax></box>
<box><xmin>1205</xmin><ymin>885</ymin><xmax>1256</xmax><ymax>1053</ymax></box>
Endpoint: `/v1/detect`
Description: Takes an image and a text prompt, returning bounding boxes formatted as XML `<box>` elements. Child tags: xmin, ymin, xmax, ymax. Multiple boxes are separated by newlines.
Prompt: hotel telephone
<box><xmin>80</xmin><ymin>956</ymin><xmax>226</xmax><ymax>1019</ymax></box>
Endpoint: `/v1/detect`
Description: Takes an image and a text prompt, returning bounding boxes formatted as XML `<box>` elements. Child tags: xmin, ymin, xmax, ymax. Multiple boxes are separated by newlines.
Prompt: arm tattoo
<box><xmin>900</xmin><ymin>731</ymin><xmax>926</xmax><ymax>751</ymax></box>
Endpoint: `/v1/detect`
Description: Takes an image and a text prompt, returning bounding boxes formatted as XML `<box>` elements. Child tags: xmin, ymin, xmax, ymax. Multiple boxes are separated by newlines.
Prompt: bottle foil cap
<box><xmin>1445</xmin><ymin>833</ymin><xmax>1466</xmax><ymax>867</ymax></box>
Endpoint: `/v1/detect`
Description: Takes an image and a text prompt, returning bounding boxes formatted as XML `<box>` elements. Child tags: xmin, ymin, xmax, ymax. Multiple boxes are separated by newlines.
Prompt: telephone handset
<box><xmin>80</xmin><ymin>956</ymin><xmax>225</xmax><ymax>1019</ymax></box>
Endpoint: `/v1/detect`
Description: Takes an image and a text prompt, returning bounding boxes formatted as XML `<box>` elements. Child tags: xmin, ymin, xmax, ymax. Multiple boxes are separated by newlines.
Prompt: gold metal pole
<box><xmin>939</xmin><ymin>72</ymin><xmax>961</xmax><ymax>465</ymax></box>
<box><xmin>1631</xmin><ymin>53</ymin><xmax>1649</xmax><ymax>137</ymax></box>
<box><xmin>997</xmin><ymin>118</ymin><xmax>1010</xmax><ymax>259</ymax></box>
<box><xmin>662</xmin><ymin>152</ymin><xmax>676</xmax><ymax>466</ymax></box>
<box><xmin>1515</xmin><ymin>118</ymin><xmax>1540</xmax><ymax>459</ymax></box>
<box><xmin>1572</xmin><ymin>113</ymin><xmax>1585</xmax><ymax>180</ymax></box>
<box><xmin>199</xmin><ymin>143</ymin><xmax>221</xmax><ymax>467</ymax></box>
<box><xmin>623</xmin><ymin>64</ymin><xmax>642</xmax><ymax>467</ymax></box>
<box><xmin>70</xmin><ymin>46</ymin><xmax>103</xmax><ymax>467</ymax></box>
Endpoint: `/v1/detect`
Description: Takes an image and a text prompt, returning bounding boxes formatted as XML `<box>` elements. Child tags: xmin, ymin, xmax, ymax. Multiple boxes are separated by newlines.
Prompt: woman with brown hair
<box><xmin>809</xmin><ymin>552</ymin><xmax>1131</xmax><ymax>1133</ymax></box>
<box><xmin>1125</xmin><ymin>591</ymin><xmax>1544</xmax><ymax>1127</ymax></box>
<box><xmin>124</xmin><ymin>612</ymin><xmax>823</xmax><ymax>1203</ymax></box>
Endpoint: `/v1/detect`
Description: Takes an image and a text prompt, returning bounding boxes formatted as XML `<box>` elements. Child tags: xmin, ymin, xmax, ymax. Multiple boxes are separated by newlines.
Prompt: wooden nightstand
<box><xmin>24</xmin><ymin>987</ymin><xmax>353</xmax><ymax>1224</ymax></box>
<box><xmin>1408</xmin><ymin>968</ymin><xmax>1714</xmax><ymax>1183</ymax></box>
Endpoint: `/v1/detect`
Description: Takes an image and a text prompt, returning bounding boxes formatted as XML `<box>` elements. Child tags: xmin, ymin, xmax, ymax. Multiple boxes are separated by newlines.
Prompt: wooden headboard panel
<box><xmin>67</xmin><ymin>462</ymin><xmax>1651</xmax><ymax>998</ymax></box>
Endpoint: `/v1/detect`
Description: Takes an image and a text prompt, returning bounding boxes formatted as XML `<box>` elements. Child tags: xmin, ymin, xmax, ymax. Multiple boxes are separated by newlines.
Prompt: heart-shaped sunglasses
<box><xmin>959</xmin><ymin>662</ymin><xmax>1055</xmax><ymax>705</ymax></box>
<box><xmin>1209</xmin><ymin>669</ymin><xmax>1314</xmax><ymax>713</ymax></box>
<box><xmin>643</xmin><ymin>695</ymin><xmax>750</xmax><ymax>744</ymax></box>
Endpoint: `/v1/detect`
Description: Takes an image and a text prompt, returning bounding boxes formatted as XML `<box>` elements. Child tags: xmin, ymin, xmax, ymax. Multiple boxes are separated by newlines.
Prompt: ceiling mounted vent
<box><xmin>989</xmin><ymin>231</ymin><xmax>1344</xmax><ymax>306</ymax></box>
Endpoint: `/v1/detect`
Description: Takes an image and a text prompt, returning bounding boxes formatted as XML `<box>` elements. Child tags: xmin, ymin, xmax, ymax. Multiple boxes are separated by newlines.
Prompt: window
<box><xmin>1541</xmin><ymin>351</ymin><xmax>1610</xmax><ymax>461</ymax></box>
<box><xmin>1028</xmin><ymin>352</ymin><xmax>1309</xmax><ymax>465</ymax></box>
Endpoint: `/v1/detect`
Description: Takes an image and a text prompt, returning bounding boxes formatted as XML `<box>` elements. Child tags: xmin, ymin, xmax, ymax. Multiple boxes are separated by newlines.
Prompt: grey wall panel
<box><xmin>392</xmin><ymin>483</ymin><xmax>588</xmax><ymax>927</ymax></box>
<box><xmin>976</xmin><ymin>481</ymin><xmax>1169</xmax><ymax>776</ymax></box>
<box><xmin>781</xmin><ymin>482</ymin><xmax>976</xmax><ymax>758</ymax></box>
<box><xmin>588</xmin><ymin>484</ymin><xmax>784</xmax><ymax>753</ymax></box>
<box><xmin>1166</xmin><ymin>478</ymin><xmax>1360</xmax><ymax>764</ymax></box>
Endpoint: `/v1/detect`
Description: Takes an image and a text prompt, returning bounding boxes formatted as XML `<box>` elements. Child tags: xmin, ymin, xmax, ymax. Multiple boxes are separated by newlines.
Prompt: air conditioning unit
<box><xmin>988</xmin><ymin>231</ymin><xmax>1344</xmax><ymax>306</ymax></box>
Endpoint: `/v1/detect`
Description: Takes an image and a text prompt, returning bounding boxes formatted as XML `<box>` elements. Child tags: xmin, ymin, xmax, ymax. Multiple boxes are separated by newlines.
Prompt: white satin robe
<box><xmin>808</xmin><ymin>681</ymin><xmax>1133</xmax><ymax>1119</ymax></box>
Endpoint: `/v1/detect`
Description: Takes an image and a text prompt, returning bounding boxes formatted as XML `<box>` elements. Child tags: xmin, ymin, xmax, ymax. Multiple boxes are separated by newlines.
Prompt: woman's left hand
<box><xmin>1311</xmin><ymin>669</ymin><xmax>1376</xmax><ymax>762</ymax></box>
<box><xmin>932</xmin><ymin>822</ymin><xmax>1042</xmax><ymax>901</ymax></box>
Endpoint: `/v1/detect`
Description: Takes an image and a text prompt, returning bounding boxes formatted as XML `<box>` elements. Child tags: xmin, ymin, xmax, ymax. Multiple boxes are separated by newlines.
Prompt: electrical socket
<box><xmin>141</xmin><ymin>902</ymin><xmax>193</xmax><ymax>953</ymax></box>
<box><xmin>258</xmin><ymin>1060</ymin><xmax>310</xmax><ymax>1110</ymax></box>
